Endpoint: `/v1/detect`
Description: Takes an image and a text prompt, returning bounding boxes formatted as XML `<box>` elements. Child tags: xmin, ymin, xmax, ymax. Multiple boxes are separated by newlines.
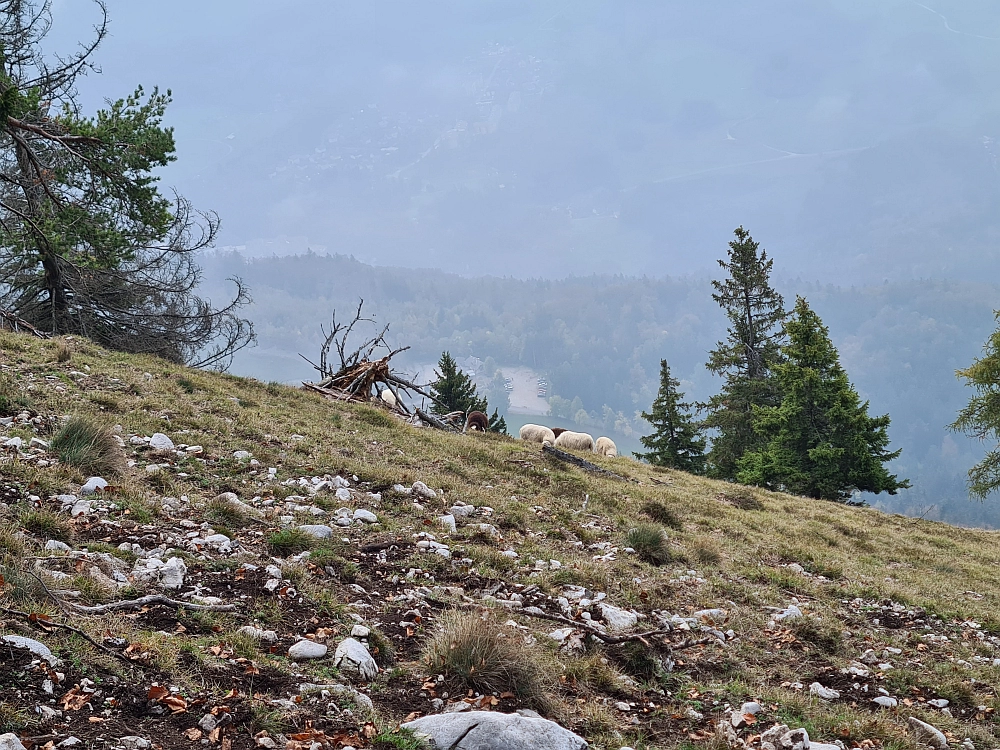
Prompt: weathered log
<box><xmin>416</xmin><ymin>408</ymin><xmax>460</xmax><ymax>432</ymax></box>
<box><xmin>542</xmin><ymin>443</ymin><xmax>627</xmax><ymax>480</ymax></box>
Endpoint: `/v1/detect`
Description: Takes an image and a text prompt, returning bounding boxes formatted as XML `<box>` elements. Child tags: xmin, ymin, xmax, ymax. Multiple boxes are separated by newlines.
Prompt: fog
<box><xmin>44</xmin><ymin>0</ymin><xmax>1000</xmax><ymax>524</ymax></box>
<box><xmin>53</xmin><ymin>0</ymin><xmax>1000</xmax><ymax>280</ymax></box>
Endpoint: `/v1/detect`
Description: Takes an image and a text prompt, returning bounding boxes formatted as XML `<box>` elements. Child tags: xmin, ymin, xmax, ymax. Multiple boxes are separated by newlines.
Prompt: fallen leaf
<box><xmin>402</xmin><ymin>712</ymin><xmax>420</xmax><ymax>722</ymax></box>
<box><xmin>59</xmin><ymin>687</ymin><xmax>92</xmax><ymax>711</ymax></box>
<box><xmin>147</xmin><ymin>685</ymin><xmax>169</xmax><ymax>702</ymax></box>
<box><xmin>88</xmin><ymin>717</ymin><xmax>103</xmax><ymax>724</ymax></box>
<box><xmin>162</xmin><ymin>695</ymin><xmax>188</xmax><ymax>714</ymax></box>
<box><xmin>184</xmin><ymin>729</ymin><xmax>203</xmax><ymax>741</ymax></box>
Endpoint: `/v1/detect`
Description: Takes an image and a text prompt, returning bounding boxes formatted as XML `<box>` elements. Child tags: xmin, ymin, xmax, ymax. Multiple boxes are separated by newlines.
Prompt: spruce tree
<box><xmin>703</xmin><ymin>227</ymin><xmax>787</xmax><ymax>479</ymax></box>
<box><xmin>737</xmin><ymin>297</ymin><xmax>909</xmax><ymax>502</ymax></box>
<box><xmin>950</xmin><ymin>313</ymin><xmax>1000</xmax><ymax>498</ymax></box>
<box><xmin>431</xmin><ymin>352</ymin><xmax>486</xmax><ymax>415</ymax></box>
<box><xmin>635</xmin><ymin>360</ymin><xmax>706</xmax><ymax>473</ymax></box>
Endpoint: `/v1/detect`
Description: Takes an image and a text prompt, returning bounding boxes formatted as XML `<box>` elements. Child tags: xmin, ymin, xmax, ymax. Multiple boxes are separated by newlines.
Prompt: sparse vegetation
<box><xmin>626</xmin><ymin>523</ymin><xmax>673</xmax><ymax>565</ymax></box>
<box><xmin>266</xmin><ymin>528</ymin><xmax>316</xmax><ymax>556</ymax></box>
<box><xmin>423</xmin><ymin>610</ymin><xmax>552</xmax><ymax>707</ymax></box>
<box><xmin>50</xmin><ymin>416</ymin><xmax>125</xmax><ymax>476</ymax></box>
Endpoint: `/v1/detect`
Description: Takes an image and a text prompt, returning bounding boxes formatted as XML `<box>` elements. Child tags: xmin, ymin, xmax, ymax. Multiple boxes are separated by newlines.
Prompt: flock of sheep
<box><xmin>518</xmin><ymin>423</ymin><xmax>618</xmax><ymax>457</ymax></box>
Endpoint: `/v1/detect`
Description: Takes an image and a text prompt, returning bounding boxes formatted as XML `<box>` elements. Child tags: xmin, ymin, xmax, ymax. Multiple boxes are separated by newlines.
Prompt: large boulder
<box><xmin>402</xmin><ymin>711</ymin><xmax>588</xmax><ymax>750</ymax></box>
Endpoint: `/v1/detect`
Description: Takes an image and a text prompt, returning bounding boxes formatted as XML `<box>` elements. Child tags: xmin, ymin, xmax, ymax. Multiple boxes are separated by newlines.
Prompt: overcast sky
<box><xmin>48</xmin><ymin>0</ymin><xmax>1000</xmax><ymax>281</ymax></box>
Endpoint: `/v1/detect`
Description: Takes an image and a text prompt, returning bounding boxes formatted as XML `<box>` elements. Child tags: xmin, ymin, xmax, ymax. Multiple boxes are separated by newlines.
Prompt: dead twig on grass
<box><xmin>520</xmin><ymin>606</ymin><xmax>720</xmax><ymax>650</ymax></box>
<box><xmin>542</xmin><ymin>444</ymin><xmax>628</xmax><ymax>481</ymax></box>
<box><xmin>0</xmin><ymin>605</ymin><xmax>138</xmax><ymax>668</ymax></box>
<box><xmin>67</xmin><ymin>595</ymin><xmax>236</xmax><ymax>615</ymax></box>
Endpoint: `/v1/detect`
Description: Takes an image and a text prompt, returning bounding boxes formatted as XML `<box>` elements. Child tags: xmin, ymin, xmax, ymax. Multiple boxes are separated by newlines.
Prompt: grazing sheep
<box><xmin>554</xmin><ymin>430</ymin><xmax>595</xmax><ymax>452</ymax></box>
<box><xmin>464</xmin><ymin>411</ymin><xmax>489</xmax><ymax>433</ymax></box>
<box><xmin>594</xmin><ymin>436</ymin><xmax>618</xmax><ymax>457</ymax></box>
<box><xmin>550</xmin><ymin>427</ymin><xmax>568</xmax><ymax>438</ymax></box>
<box><xmin>519</xmin><ymin>424</ymin><xmax>556</xmax><ymax>444</ymax></box>
<box><xmin>380</xmin><ymin>389</ymin><xmax>397</xmax><ymax>408</ymax></box>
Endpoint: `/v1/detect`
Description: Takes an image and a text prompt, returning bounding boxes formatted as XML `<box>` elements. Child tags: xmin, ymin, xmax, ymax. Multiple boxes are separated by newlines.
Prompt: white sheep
<box><xmin>594</xmin><ymin>436</ymin><xmax>618</xmax><ymax>457</ymax></box>
<box><xmin>554</xmin><ymin>430</ymin><xmax>595</xmax><ymax>452</ymax></box>
<box><xmin>380</xmin><ymin>388</ymin><xmax>397</xmax><ymax>408</ymax></box>
<box><xmin>519</xmin><ymin>424</ymin><xmax>556</xmax><ymax>444</ymax></box>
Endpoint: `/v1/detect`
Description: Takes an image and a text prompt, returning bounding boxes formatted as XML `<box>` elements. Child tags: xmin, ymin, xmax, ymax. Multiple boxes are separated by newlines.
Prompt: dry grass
<box><xmin>50</xmin><ymin>415</ymin><xmax>125</xmax><ymax>476</ymax></box>
<box><xmin>626</xmin><ymin>523</ymin><xmax>674</xmax><ymax>565</ymax></box>
<box><xmin>422</xmin><ymin>610</ymin><xmax>554</xmax><ymax>708</ymax></box>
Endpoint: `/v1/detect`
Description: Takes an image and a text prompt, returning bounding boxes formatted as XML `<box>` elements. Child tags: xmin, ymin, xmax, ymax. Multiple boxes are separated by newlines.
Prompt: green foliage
<box><xmin>50</xmin><ymin>416</ymin><xmax>125</xmax><ymax>476</ymax></box>
<box><xmin>21</xmin><ymin>509</ymin><xmax>72</xmax><ymax>542</ymax></box>
<box><xmin>951</xmin><ymin>311</ymin><xmax>1000</xmax><ymax>499</ymax></box>
<box><xmin>737</xmin><ymin>297</ymin><xmax>909</xmax><ymax>502</ymax></box>
<box><xmin>430</xmin><ymin>352</ymin><xmax>486</xmax><ymax>415</ymax></box>
<box><xmin>635</xmin><ymin>359</ymin><xmax>705</xmax><ymax>473</ymax></box>
<box><xmin>626</xmin><ymin>523</ymin><xmax>673</xmax><ymax>565</ymax></box>
<box><xmin>703</xmin><ymin>227</ymin><xmax>787</xmax><ymax>479</ymax></box>
<box><xmin>641</xmin><ymin>500</ymin><xmax>683</xmax><ymax>529</ymax></box>
<box><xmin>266</xmin><ymin>528</ymin><xmax>316</xmax><ymax>556</ymax></box>
<box><xmin>0</xmin><ymin>376</ymin><xmax>33</xmax><ymax>416</ymax></box>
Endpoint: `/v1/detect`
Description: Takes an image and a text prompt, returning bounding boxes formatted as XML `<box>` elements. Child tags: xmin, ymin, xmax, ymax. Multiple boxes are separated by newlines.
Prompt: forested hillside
<box><xmin>201</xmin><ymin>251</ymin><xmax>1000</xmax><ymax>527</ymax></box>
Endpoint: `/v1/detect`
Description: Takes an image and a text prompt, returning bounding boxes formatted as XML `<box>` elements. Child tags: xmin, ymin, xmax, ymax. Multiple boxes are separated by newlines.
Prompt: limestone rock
<box><xmin>0</xmin><ymin>734</ymin><xmax>27</xmax><ymax>750</ymax></box>
<box><xmin>80</xmin><ymin>477</ymin><xmax>108</xmax><ymax>496</ymax></box>
<box><xmin>1</xmin><ymin>635</ymin><xmax>60</xmax><ymax>666</ymax></box>
<box><xmin>333</xmin><ymin>638</ymin><xmax>378</xmax><ymax>680</ymax></box>
<box><xmin>297</xmin><ymin>524</ymin><xmax>334</xmax><ymax>540</ymax></box>
<box><xmin>402</xmin><ymin>711</ymin><xmax>588</xmax><ymax>750</ymax></box>
<box><xmin>353</xmin><ymin>509</ymin><xmax>378</xmax><ymax>524</ymax></box>
<box><xmin>288</xmin><ymin>639</ymin><xmax>328</xmax><ymax>660</ymax></box>
<box><xmin>908</xmin><ymin>717</ymin><xmax>948</xmax><ymax>750</ymax></box>
<box><xmin>598</xmin><ymin>603</ymin><xmax>638</xmax><ymax>632</ymax></box>
<box><xmin>149</xmin><ymin>433</ymin><xmax>174</xmax><ymax>450</ymax></box>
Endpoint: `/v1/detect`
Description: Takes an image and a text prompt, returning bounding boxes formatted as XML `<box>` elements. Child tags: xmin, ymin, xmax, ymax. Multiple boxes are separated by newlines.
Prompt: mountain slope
<box><xmin>1</xmin><ymin>330</ymin><xmax>1000</xmax><ymax>750</ymax></box>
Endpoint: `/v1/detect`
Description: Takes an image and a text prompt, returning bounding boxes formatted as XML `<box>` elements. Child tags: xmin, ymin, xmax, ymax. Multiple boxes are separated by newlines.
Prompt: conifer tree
<box><xmin>950</xmin><ymin>313</ymin><xmax>1000</xmax><ymax>498</ymax></box>
<box><xmin>635</xmin><ymin>360</ymin><xmax>706</xmax><ymax>473</ymax></box>
<box><xmin>430</xmin><ymin>351</ymin><xmax>507</xmax><ymax>432</ymax></box>
<box><xmin>737</xmin><ymin>297</ymin><xmax>909</xmax><ymax>502</ymax></box>
<box><xmin>703</xmin><ymin>227</ymin><xmax>787</xmax><ymax>479</ymax></box>
<box><xmin>431</xmin><ymin>352</ymin><xmax>486</xmax><ymax>415</ymax></box>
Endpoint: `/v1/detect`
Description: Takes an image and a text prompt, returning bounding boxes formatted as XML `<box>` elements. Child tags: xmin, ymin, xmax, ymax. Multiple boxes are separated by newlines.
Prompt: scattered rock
<box><xmin>288</xmin><ymin>640</ymin><xmax>328</xmax><ymax>661</ymax></box>
<box><xmin>402</xmin><ymin>711</ymin><xmax>588</xmax><ymax>750</ymax></box>
<box><xmin>1</xmin><ymin>635</ymin><xmax>60</xmax><ymax>666</ymax></box>
<box><xmin>119</xmin><ymin>738</ymin><xmax>151</xmax><ymax>750</ymax></box>
<box><xmin>148</xmin><ymin>433</ymin><xmax>174</xmax><ymax>450</ymax></box>
<box><xmin>238</xmin><ymin>626</ymin><xmax>278</xmax><ymax>644</ymax></box>
<box><xmin>0</xmin><ymin>734</ymin><xmax>27</xmax><ymax>750</ymax></box>
<box><xmin>159</xmin><ymin>557</ymin><xmax>187</xmax><ymax>590</ymax></box>
<box><xmin>233</xmin><ymin>450</ymin><xmax>252</xmax><ymax>461</ymax></box>
<box><xmin>351</xmin><ymin>625</ymin><xmax>370</xmax><ymax>638</ymax></box>
<box><xmin>872</xmin><ymin>696</ymin><xmax>898</xmax><ymax>708</ymax></box>
<box><xmin>927</xmin><ymin>699</ymin><xmax>949</xmax><ymax>709</ymax></box>
<box><xmin>450</xmin><ymin>504</ymin><xmax>475</xmax><ymax>519</ymax></box>
<box><xmin>297</xmin><ymin>524</ymin><xmax>334</xmax><ymax>540</ymax></box>
<box><xmin>808</xmin><ymin>682</ymin><xmax>840</xmax><ymax>701</ymax></box>
<box><xmin>353</xmin><ymin>509</ymin><xmax>378</xmax><ymax>524</ymax></box>
<box><xmin>80</xmin><ymin>476</ymin><xmax>108</xmax><ymax>496</ymax></box>
<box><xmin>70</xmin><ymin>498</ymin><xmax>92</xmax><ymax>518</ymax></box>
<box><xmin>437</xmin><ymin>515</ymin><xmax>457</xmax><ymax>533</ymax></box>
<box><xmin>45</xmin><ymin>540</ymin><xmax>71</xmax><ymax>552</ymax></box>
<box><xmin>908</xmin><ymin>717</ymin><xmax>948</xmax><ymax>750</ymax></box>
<box><xmin>597</xmin><ymin>603</ymin><xmax>638</xmax><ymax>632</ymax></box>
<box><xmin>412</xmin><ymin>481</ymin><xmax>437</xmax><ymax>500</ymax></box>
<box><xmin>333</xmin><ymin>638</ymin><xmax>378</xmax><ymax>680</ymax></box>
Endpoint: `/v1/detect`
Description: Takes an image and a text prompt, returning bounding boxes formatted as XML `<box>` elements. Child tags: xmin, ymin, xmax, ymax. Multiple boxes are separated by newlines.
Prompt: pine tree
<box><xmin>703</xmin><ymin>227</ymin><xmax>787</xmax><ymax>479</ymax></box>
<box><xmin>737</xmin><ymin>297</ymin><xmax>909</xmax><ymax>502</ymax></box>
<box><xmin>430</xmin><ymin>352</ymin><xmax>486</xmax><ymax>415</ymax></box>
<box><xmin>488</xmin><ymin>408</ymin><xmax>508</xmax><ymax>435</ymax></box>
<box><xmin>635</xmin><ymin>360</ymin><xmax>706</xmax><ymax>473</ymax></box>
<box><xmin>950</xmin><ymin>313</ymin><xmax>1000</xmax><ymax>498</ymax></box>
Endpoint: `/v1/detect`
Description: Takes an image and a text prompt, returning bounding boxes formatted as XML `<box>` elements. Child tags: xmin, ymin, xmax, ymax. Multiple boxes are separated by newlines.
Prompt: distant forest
<box><xmin>201</xmin><ymin>251</ymin><xmax>1000</xmax><ymax>528</ymax></box>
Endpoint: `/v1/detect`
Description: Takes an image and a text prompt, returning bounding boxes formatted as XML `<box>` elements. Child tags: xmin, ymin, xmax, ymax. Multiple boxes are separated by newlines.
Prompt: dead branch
<box><xmin>0</xmin><ymin>309</ymin><xmax>50</xmax><ymax>338</ymax></box>
<box><xmin>67</xmin><ymin>595</ymin><xmax>236</xmax><ymax>615</ymax></box>
<box><xmin>542</xmin><ymin>444</ymin><xmax>628</xmax><ymax>481</ymax></box>
<box><xmin>0</xmin><ymin>605</ymin><xmax>139</xmax><ymax>668</ymax></box>
<box><xmin>416</xmin><ymin>408</ymin><xmax>460</xmax><ymax>432</ymax></box>
<box><xmin>519</xmin><ymin>606</ymin><xmax>720</xmax><ymax>649</ymax></box>
<box><xmin>359</xmin><ymin>539</ymin><xmax>416</xmax><ymax>554</ymax></box>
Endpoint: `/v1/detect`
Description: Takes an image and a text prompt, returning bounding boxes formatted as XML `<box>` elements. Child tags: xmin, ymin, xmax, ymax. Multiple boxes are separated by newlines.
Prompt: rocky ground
<box><xmin>2</xmin><ymin>332</ymin><xmax>1000</xmax><ymax>750</ymax></box>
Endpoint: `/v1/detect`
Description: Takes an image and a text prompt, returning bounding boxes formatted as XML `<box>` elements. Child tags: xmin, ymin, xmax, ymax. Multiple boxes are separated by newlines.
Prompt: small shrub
<box><xmin>642</xmin><ymin>501</ymin><xmax>683</xmax><ymax>530</ymax></box>
<box><xmin>790</xmin><ymin>616</ymin><xmax>843</xmax><ymax>654</ymax></box>
<box><xmin>50</xmin><ymin>416</ymin><xmax>125</xmax><ymax>476</ymax></box>
<box><xmin>267</xmin><ymin>528</ymin><xmax>315</xmax><ymax>556</ymax></box>
<box><xmin>689</xmin><ymin>536</ymin><xmax>722</xmax><ymax>566</ymax></box>
<box><xmin>176</xmin><ymin>377</ymin><xmax>197</xmax><ymax>394</ymax></box>
<box><xmin>627</xmin><ymin>523</ymin><xmax>673</xmax><ymax>566</ymax></box>
<box><xmin>717</xmin><ymin>490</ymin><xmax>763</xmax><ymax>511</ymax></box>
<box><xmin>54</xmin><ymin>343</ymin><xmax>72</xmax><ymax>363</ymax></box>
<box><xmin>206</xmin><ymin>495</ymin><xmax>249</xmax><ymax>529</ymax></box>
<box><xmin>21</xmin><ymin>509</ymin><xmax>72</xmax><ymax>542</ymax></box>
<box><xmin>422</xmin><ymin>610</ymin><xmax>553</xmax><ymax>708</ymax></box>
<box><xmin>0</xmin><ymin>377</ymin><xmax>33</xmax><ymax>416</ymax></box>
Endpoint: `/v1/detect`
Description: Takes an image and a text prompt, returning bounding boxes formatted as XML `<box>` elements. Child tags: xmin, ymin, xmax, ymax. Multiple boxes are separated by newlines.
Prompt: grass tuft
<box><xmin>20</xmin><ymin>509</ymin><xmax>72</xmax><ymax>542</ymax></box>
<box><xmin>642</xmin><ymin>500</ymin><xmax>683</xmax><ymax>530</ymax></box>
<box><xmin>50</xmin><ymin>416</ymin><xmax>125</xmax><ymax>476</ymax></box>
<box><xmin>266</xmin><ymin>528</ymin><xmax>316</xmax><ymax>556</ymax></box>
<box><xmin>422</xmin><ymin>610</ymin><xmax>553</xmax><ymax>708</ymax></box>
<box><xmin>627</xmin><ymin>523</ymin><xmax>673</xmax><ymax>566</ymax></box>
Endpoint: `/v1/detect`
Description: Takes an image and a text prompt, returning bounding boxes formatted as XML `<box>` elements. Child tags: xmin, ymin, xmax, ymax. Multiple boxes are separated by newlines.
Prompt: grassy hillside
<box><xmin>2</xmin><ymin>330</ymin><xmax>1000</xmax><ymax>750</ymax></box>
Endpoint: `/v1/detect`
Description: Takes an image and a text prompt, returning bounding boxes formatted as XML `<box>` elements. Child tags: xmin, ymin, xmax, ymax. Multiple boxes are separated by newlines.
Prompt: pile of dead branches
<box><xmin>0</xmin><ymin>309</ymin><xmax>50</xmax><ymax>338</ymax></box>
<box><xmin>300</xmin><ymin>300</ymin><xmax>441</xmax><ymax>419</ymax></box>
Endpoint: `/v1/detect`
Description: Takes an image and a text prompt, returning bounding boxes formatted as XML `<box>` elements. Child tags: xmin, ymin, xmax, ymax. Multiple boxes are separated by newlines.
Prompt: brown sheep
<box><xmin>550</xmin><ymin>427</ymin><xmax>568</xmax><ymax>438</ymax></box>
<box><xmin>464</xmin><ymin>411</ymin><xmax>489</xmax><ymax>433</ymax></box>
